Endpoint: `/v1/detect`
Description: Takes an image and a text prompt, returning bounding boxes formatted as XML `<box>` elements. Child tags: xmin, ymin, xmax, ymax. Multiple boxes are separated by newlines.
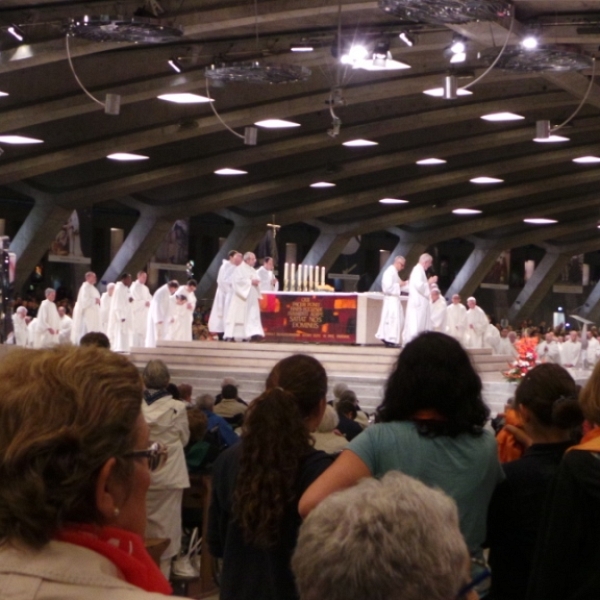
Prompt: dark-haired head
<box><xmin>378</xmin><ymin>332</ymin><xmax>489</xmax><ymax>436</ymax></box>
<box><xmin>515</xmin><ymin>363</ymin><xmax>583</xmax><ymax>431</ymax></box>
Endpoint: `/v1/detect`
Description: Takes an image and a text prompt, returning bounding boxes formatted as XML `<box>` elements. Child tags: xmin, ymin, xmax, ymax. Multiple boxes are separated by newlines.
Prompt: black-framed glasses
<box><xmin>123</xmin><ymin>441</ymin><xmax>168</xmax><ymax>472</ymax></box>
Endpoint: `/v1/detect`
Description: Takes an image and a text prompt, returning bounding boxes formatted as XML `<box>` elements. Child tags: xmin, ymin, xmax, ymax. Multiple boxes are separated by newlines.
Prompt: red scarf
<box><xmin>55</xmin><ymin>524</ymin><xmax>172</xmax><ymax>595</ymax></box>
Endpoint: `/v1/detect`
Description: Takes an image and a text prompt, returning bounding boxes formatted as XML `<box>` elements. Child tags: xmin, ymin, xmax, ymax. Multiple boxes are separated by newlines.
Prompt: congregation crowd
<box><xmin>1</xmin><ymin>325</ymin><xmax>600</xmax><ymax>600</ymax></box>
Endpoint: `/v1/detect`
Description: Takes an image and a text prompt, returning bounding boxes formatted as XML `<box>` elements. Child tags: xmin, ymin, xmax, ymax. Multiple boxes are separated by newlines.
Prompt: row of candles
<box><xmin>282</xmin><ymin>262</ymin><xmax>326</xmax><ymax>292</ymax></box>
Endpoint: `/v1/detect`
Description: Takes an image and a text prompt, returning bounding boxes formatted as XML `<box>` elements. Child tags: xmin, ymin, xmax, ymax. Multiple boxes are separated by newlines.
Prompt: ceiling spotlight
<box><xmin>310</xmin><ymin>181</ymin><xmax>336</xmax><ymax>188</ymax></box>
<box><xmin>379</xmin><ymin>198</ymin><xmax>408</xmax><ymax>204</ymax></box>
<box><xmin>524</xmin><ymin>218</ymin><xmax>557</xmax><ymax>225</ymax></box>
<box><xmin>342</xmin><ymin>139</ymin><xmax>378</xmax><ymax>147</ymax></box>
<box><xmin>481</xmin><ymin>112</ymin><xmax>525</xmax><ymax>122</ymax></box>
<box><xmin>0</xmin><ymin>91</ymin><xmax>8</xmax><ymax>97</ymax></box>
<box><xmin>340</xmin><ymin>44</ymin><xmax>369</xmax><ymax>65</ymax></box>
<box><xmin>444</xmin><ymin>75</ymin><xmax>457</xmax><ymax>100</ymax></box>
<box><xmin>399</xmin><ymin>32</ymin><xmax>414</xmax><ymax>47</ymax></box>
<box><xmin>470</xmin><ymin>176</ymin><xmax>503</xmax><ymax>184</ymax></box>
<box><xmin>107</xmin><ymin>153</ymin><xmax>149</xmax><ymax>161</ymax></box>
<box><xmin>168</xmin><ymin>58</ymin><xmax>183</xmax><ymax>73</ymax></box>
<box><xmin>521</xmin><ymin>35</ymin><xmax>539</xmax><ymax>50</ymax></box>
<box><xmin>573</xmin><ymin>156</ymin><xmax>600</xmax><ymax>164</ymax></box>
<box><xmin>533</xmin><ymin>135</ymin><xmax>570</xmax><ymax>143</ymax></box>
<box><xmin>450</xmin><ymin>52</ymin><xmax>466</xmax><ymax>64</ymax></box>
<box><xmin>158</xmin><ymin>93</ymin><xmax>213</xmax><ymax>104</ymax></box>
<box><xmin>417</xmin><ymin>158</ymin><xmax>446</xmax><ymax>165</ymax></box>
<box><xmin>255</xmin><ymin>119</ymin><xmax>300</xmax><ymax>128</ymax></box>
<box><xmin>0</xmin><ymin>135</ymin><xmax>43</xmax><ymax>144</ymax></box>
<box><xmin>450</xmin><ymin>40</ymin><xmax>466</xmax><ymax>55</ymax></box>
<box><xmin>7</xmin><ymin>25</ymin><xmax>24</xmax><ymax>42</ymax></box>
<box><xmin>423</xmin><ymin>87</ymin><xmax>472</xmax><ymax>97</ymax></box>
<box><xmin>215</xmin><ymin>168</ymin><xmax>248</xmax><ymax>175</ymax></box>
<box><xmin>453</xmin><ymin>208</ymin><xmax>482</xmax><ymax>215</ymax></box>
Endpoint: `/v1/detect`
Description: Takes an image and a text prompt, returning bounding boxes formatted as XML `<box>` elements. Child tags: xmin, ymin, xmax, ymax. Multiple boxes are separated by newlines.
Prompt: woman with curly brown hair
<box><xmin>207</xmin><ymin>354</ymin><xmax>332</xmax><ymax>600</ymax></box>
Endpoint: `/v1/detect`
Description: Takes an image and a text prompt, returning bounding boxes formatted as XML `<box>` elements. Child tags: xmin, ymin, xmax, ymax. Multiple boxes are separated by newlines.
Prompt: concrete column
<box><xmin>445</xmin><ymin>242</ymin><xmax>501</xmax><ymax>300</ymax></box>
<box><xmin>315</xmin><ymin>233</ymin><xmax>355</xmax><ymax>271</ymax></box>
<box><xmin>101</xmin><ymin>213</ymin><xmax>174</xmax><ymax>284</ymax></box>
<box><xmin>10</xmin><ymin>198</ymin><xmax>71</xmax><ymax>292</ymax></box>
<box><xmin>508</xmin><ymin>252</ymin><xmax>571</xmax><ymax>323</ymax></box>
<box><xmin>580</xmin><ymin>278</ymin><xmax>600</xmax><ymax>322</ymax></box>
<box><xmin>303</xmin><ymin>230</ymin><xmax>346</xmax><ymax>265</ymax></box>
<box><xmin>197</xmin><ymin>225</ymin><xmax>265</xmax><ymax>300</ymax></box>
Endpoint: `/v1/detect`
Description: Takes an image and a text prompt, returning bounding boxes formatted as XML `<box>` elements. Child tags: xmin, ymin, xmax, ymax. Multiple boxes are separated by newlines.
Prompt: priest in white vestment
<box><xmin>256</xmin><ymin>256</ymin><xmax>279</xmax><ymax>293</ymax></box>
<box><xmin>445</xmin><ymin>294</ymin><xmax>468</xmax><ymax>344</ymax></box>
<box><xmin>429</xmin><ymin>287</ymin><xmax>447</xmax><ymax>333</ymax></box>
<box><xmin>71</xmin><ymin>271</ymin><xmax>101</xmax><ymax>343</ymax></box>
<box><xmin>146</xmin><ymin>280</ymin><xmax>179</xmax><ymax>348</ymax></box>
<box><xmin>130</xmin><ymin>271</ymin><xmax>152</xmax><ymax>347</ymax></box>
<box><xmin>402</xmin><ymin>253</ymin><xmax>437</xmax><ymax>345</ymax></box>
<box><xmin>584</xmin><ymin>331</ymin><xmax>600</xmax><ymax>367</ymax></box>
<box><xmin>224</xmin><ymin>252</ymin><xmax>264</xmax><ymax>341</ymax></box>
<box><xmin>465</xmin><ymin>297</ymin><xmax>488</xmax><ymax>349</ymax></box>
<box><xmin>57</xmin><ymin>306</ymin><xmax>72</xmax><ymax>344</ymax></box>
<box><xmin>35</xmin><ymin>288</ymin><xmax>61</xmax><ymax>348</ymax></box>
<box><xmin>560</xmin><ymin>330</ymin><xmax>582</xmax><ymax>368</ymax></box>
<box><xmin>536</xmin><ymin>332</ymin><xmax>560</xmax><ymax>364</ymax></box>
<box><xmin>497</xmin><ymin>328</ymin><xmax>518</xmax><ymax>357</ymax></box>
<box><xmin>375</xmin><ymin>256</ymin><xmax>407</xmax><ymax>347</ymax></box>
<box><xmin>484</xmin><ymin>320</ymin><xmax>501</xmax><ymax>354</ymax></box>
<box><xmin>208</xmin><ymin>250</ymin><xmax>241</xmax><ymax>339</ymax></box>
<box><xmin>100</xmin><ymin>283</ymin><xmax>115</xmax><ymax>334</ymax></box>
<box><xmin>107</xmin><ymin>273</ymin><xmax>133</xmax><ymax>352</ymax></box>
<box><xmin>12</xmin><ymin>306</ymin><xmax>29</xmax><ymax>346</ymax></box>
<box><xmin>166</xmin><ymin>279</ymin><xmax>197</xmax><ymax>342</ymax></box>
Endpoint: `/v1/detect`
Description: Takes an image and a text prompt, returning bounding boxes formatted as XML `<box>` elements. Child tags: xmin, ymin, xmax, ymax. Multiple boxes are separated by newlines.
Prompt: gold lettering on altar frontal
<box><xmin>287</xmin><ymin>296</ymin><xmax>324</xmax><ymax>330</ymax></box>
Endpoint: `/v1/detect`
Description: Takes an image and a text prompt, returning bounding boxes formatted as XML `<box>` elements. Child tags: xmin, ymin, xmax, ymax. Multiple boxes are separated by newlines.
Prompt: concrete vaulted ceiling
<box><xmin>2</xmin><ymin>0</ymin><xmax>600</xmax><ymax>268</ymax></box>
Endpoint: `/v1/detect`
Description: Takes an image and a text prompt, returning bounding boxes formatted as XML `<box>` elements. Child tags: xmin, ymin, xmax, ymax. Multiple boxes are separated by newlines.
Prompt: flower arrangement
<box><xmin>503</xmin><ymin>336</ymin><xmax>538</xmax><ymax>382</ymax></box>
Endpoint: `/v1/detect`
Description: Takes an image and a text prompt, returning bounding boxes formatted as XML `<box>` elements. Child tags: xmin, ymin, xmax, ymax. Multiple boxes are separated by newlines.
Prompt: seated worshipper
<box><xmin>0</xmin><ymin>345</ymin><xmax>173</xmax><ymax>598</ymax></box>
<box><xmin>334</xmin><ymin>398</ymin><xmax>364</xmax><ymax>441</ymax></box>
<box><xmin>213</xmin><ymin>383</ymin><xmax>247</xmax><ymax>428</ymax></box>
<box><xmin>527</xmin><ymin>361</ymin><xmax>600</xmax><ymax>600</ymax></box>
<box><xmin>207</xmin><ymin>354</ymin><xmax>333</xmax><ymax>600</ymax></box>
<box><xmin>196</xmin><ymin>393</ymin><xmax>239</xmax><ymax>450</ymax></box>
<box><xmin>215</xmin><ymin>377</ymin><xmax>248</xmax><ymax>406</ymax></box>
<box><xmin>300</xmin><ymin>332</ymin><xmax>504</xmax><ymax>579</ymax></box>
<box><xmin>80</xmin><ymin>331</ymin><xmax>111</xmax><ymax>349</ymax></box>
<box><xmin>293</xmin><ymin>472</ymin><xmax>478</xmax><ymax>600</ymax></box>
<box><xmin>178</xmin><ymin>383</ymin><xmax>194</xmax><ymax>408</ymax></box>
<box><xmin>11</xmin><ymin>305</ymin><xmax>29</xmax><ymax>346</ymax></box>
<box><xmin>183</xmin><ymin>406</ymin><xmax>209</xmax><ymax>474</ymax></box>
<box><xmin>141</xmin><ymin>360</ymin><xmax>190</xmax><ymax>578</ymax></box>
<box><xmin>312</xmin><ymin>405</ymin><xmax>349</xmax><ymax>456</ymax></box>
<box><xmin>487</xmin><ymin>364</ymin><xmax>583</xmax><ymax>600</ymax></box>
<box><xmin>336</xmin><ymin>388</ymin><xmax>370</xmax><ymax>429</ymax></box>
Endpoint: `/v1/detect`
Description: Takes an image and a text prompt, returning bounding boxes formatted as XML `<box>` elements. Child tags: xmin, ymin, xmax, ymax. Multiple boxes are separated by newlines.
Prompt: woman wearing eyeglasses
<box><xmin>0</xmin><ymin>345</ymin><xmax>172</xmax><ymax>599</ymax></box>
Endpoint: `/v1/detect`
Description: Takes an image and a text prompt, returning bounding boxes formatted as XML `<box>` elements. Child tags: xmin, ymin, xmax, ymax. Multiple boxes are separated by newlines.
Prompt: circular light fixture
<box><xmin>254</xmin><ymin>119</ymin><xmax>300</xmax><ymax>128</ymax></box>
<box><xmin>521</xmin><ymin>36</ymin><xmax>539</xmax><ymax>50</ymax></box>
<box><xmin>107</xmin><ymin>153</ymin><xmax>149</xmax><ymax>161</ymax></box>
<box><xmin>533</xmin><ymin>135</ymin><xmax>570</xmax><ymax>143</ymax></box>
<box><xmin>573</xmin><ymin>156</ymin><xmax>600</xmax><ymax>164</ymax></box>
<box><xmin>379</xmin><ymin>198</ymin><xmax>409</xmax><ymax>204</ymax></box>
<box><xmin>453</xmin><ymin>208</ymin><xmax>482</xmax><ymax>215</ymax></box>
<box><xmin>416</xmin><ymin>157</ymin><xmax>446</xmax><ymax>165</ymax></box>
<box><xmin>523</xmin><ymin>218</ymin><xmax>558</xmax><ymax>224</ymax></box>
<box><xmin>158</xmin><ymin>93</ymin><xmax>213</xmax><ymax>104</ymax></box>
<box><xmin>423</xmin><ymin>87</ymin><xmax>472</xmax><ymax>97</ymax></box>
<box><xmin>0</xmin><ymin>135</ymin><xmax>43</xmax><ymax>144</ymax></box>
<box><xmin>470</xmin><ymin>176</ymin><xmax>503</xmax><ymax>184</ymax></box>
<box><xmin>481</xmin><ymin>112</ymin><xmax>525</xmax><ymax>122</ymax></box>
<box><xmin>310</xmin><ymin>181</ymin><xmax>336</xmax><ymax>188</ymax></box>
<box><xmin>342</xmin><ymin>139</ymin><xmax>379</xmax><ymax>147</ymax></box>
<box><xmin>214</xmin><ymin>168</ymin><xmax>248</xmax><ymax>175</ymax></box>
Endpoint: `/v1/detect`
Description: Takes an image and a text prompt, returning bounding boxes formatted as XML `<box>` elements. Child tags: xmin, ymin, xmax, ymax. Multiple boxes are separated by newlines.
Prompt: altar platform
<box><xmin>129</xmin><ymin>340</ymin><xmax>527</xmax><ymax>416</ymax></box>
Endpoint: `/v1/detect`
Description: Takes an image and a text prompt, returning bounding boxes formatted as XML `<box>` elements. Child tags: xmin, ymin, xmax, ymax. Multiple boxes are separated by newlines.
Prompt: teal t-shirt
<box><xmin>348</xmin><ymin>421</ymin><xmax>504</xmax><ymax>553</ymax></box>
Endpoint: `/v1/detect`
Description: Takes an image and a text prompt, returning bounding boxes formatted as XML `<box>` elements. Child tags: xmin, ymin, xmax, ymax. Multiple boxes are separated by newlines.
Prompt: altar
<box><xmin>259</xmin><ymin>292</ymin><xmax>389</xmax><ymax>345</ymax></box>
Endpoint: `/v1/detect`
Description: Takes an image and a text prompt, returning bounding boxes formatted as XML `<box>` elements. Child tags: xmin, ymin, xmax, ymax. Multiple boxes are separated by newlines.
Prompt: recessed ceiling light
<box><xmin>0</xmin><ymin>91</ymin><xmax>8</xmax><ymax>97</ymax></box>
<box><xmin>573</xmin><ymin>156</ymin><xmax>600</xmax><ymax>164</ymax></box>
<box><xmin>523</xmin><ymin>218</ymin><xmax>558</xmax><ymax>225</ymax></box>
<box><xmin>416</xmin><ymin>158</ymin><xmax>446</xmax><ymax>165</ymax></box>
<box><xmin>158</xmin><ymin>93</ymin><xmax>213</xmax><ymax>104</ymax></box>
<box><xmin>533</xmin><ymin>135</ymin><xmax>569</xmax><ymax>143</ymax></box>
<box><xmin>470</xmin><ymin>176</ymin><xmax>503</xmax><ymax>184</ymax></box>
<box><xmin>423</xmin><ymin>87</ymin><xmax>472</xmax><ymax>97</ymax></box>
<box><xmin>254</xmin><ymin>119</ymin><xmax>300</xmax><ymax>129</ymax></box>
<box><xmin>290</xmin><ymin>44</ymin><xmax>314</xmax><ymax>52</ymax></box>
<box><xmin>379</xmin><ymin>198</ymin><xmax>409</xmax><ymax>204</ymax></box>
<box><xmin>107</xmin><ymin>153</ymin><xmax>149</xmax><ymax>161</ymax></box>
<box><xmin>453</xmin><ymin>208</ymin><xmax>482</xmax><ymax>215</ymax></box>
<box><xmin>342</xmin><ymin>139</ymin><xmax>378</xmax><ymax>147</ymax></box>
<box><xmin>0</xmin><ymin>135</ymin><xmax>43</xmax><ymax>144</ymax></box>
<box><xmin>310</xmin><ymin>181</ymin><xmax>336</xmax><ymax>188</ymax></box>
<box><xmin>215</xmin><ymin>168</ymin><xmax>248</xmax><ymax>175</ymax></box>
<box><xmin>481</xmin><ymin>112</ymin><xmax>525</xmax><ymax>122</ymax></box>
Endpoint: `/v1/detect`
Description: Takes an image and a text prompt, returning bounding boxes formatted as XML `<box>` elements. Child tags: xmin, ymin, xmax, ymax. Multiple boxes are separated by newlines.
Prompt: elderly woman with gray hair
<box><xmin>142</xmin><ymin>359</ymin><xmax>190</xmax><ymax>578</ymax></box>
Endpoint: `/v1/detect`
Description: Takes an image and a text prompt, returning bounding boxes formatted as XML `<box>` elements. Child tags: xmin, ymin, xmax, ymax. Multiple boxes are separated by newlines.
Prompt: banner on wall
<box><xmin>153</xmin><ymin>219</ymin><xmax>189</xmax><ymax>266</ymax></box>
<box><xmin>480</xmin><ymin>250</ymin><xmax>510</xmax><ymax>290</ymax></box>
<box><xmin>48</xmin><ymin>210</ymin><xmax>91</xmax><ymax>264</ymax></box>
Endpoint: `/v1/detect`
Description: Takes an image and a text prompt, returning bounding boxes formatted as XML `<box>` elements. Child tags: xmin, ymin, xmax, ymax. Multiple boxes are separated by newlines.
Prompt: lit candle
<box><xmin>304</xmin><ymin>264</ymin><xmax>309</xmax><ymax>291</ymax></box>
<box><xmin>308</xmin><ymin>265</ymin><xmax>313</xmax><ymax>291</ymax></box>
<box><xmin>290</xmin><ymin>263</ymin><xmax>296</xmax><ymax>292</ymax></box>
<box><xmin>284</xmin><ymin>262</ymin><xmax>289</xmax><ymax>291</ymax></box>
<box><xmin>321</xmin><ymin>266</ymin><xmax>325</xmax><ymax>287</ymax></box>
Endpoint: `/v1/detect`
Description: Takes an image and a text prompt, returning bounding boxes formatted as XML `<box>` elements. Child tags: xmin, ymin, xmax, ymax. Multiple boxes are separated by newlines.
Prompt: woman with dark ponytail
<box><xmin>487</xmin><ymin>363</ymin><xmax>583</xmax><ymax>600</ymax></box>
<box><xmin>207</xmin><ymin>354</ymin><xmax>331</xmax><ymax>600</ymax></box>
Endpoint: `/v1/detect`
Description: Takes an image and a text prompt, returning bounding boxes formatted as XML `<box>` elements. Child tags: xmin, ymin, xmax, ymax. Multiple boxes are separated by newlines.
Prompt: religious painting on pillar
<box><xmin>48</xmin><ymin>210</ymin><xmax>92</xmax><ymax>264</ymax></box>
<box><xmin>553</xmin><ymin>254</ymin><xmax>587</xmax><ymax>294</ymax></box>
<box><xmin>480</xmin><ymin>250</ymin><xmax>510</xmax><ymax>290</ymax></box>
<box><xmin>154</xmin><ymin>219</ymin><xmax>189</xmax><ymax>265</ymax></box>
